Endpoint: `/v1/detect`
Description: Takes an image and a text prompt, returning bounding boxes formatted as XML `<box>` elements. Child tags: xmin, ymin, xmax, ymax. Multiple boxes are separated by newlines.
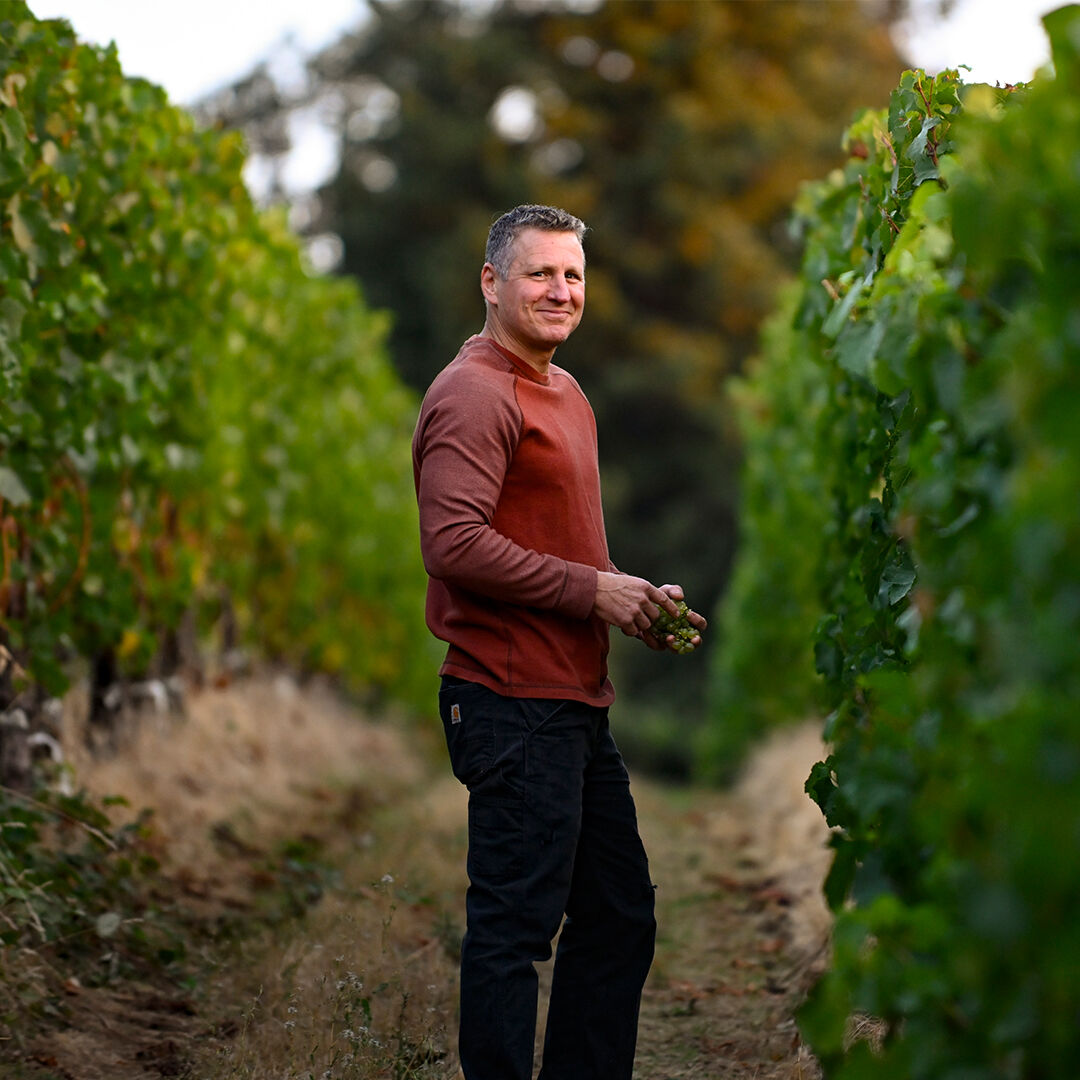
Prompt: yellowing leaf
<box><xmin>8</xmin><ymin>194</ymin><xmax>33</xmax><ymax>255</ymax></box>
<box><xmin>117</xmin><ymin>629</ymin><xmax>142</xmax><ymax>659</ymax></box>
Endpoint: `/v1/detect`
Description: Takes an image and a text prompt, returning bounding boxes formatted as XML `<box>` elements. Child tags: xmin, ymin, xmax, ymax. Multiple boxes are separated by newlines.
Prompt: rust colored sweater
<box><xmin>412</xmin><ymin>335</ymin><xmax>616</xmax><ymax>705</ymax></box>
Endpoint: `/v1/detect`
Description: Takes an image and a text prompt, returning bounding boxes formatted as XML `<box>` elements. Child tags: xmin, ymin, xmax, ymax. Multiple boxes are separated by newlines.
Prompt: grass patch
<box><xmin>0</xmin><ymin>671</ymin><xmax>459</xmax><ymax>1079</ymax></box>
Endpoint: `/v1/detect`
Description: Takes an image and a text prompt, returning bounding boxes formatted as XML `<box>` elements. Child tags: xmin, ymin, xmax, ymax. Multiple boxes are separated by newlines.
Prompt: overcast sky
<box><xmin>27</xmin><ymin>0</ymin><xmax>1064</xmax><ymax>200</ymax></box>
<box><xmin>30</xmin><ymin>0</ymin><xmax>1062</xmax><ymax>105</ymax></box>
<box><xmin>30</xmin><ymin>0</ymin><xmax>366</xmax><ymax>105</ymax></box>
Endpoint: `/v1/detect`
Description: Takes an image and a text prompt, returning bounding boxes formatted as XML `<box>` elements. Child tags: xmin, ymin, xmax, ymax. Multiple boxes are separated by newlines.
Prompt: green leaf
<box><xmin>908</xmin><ymin>113</ymin><xmax>942</xmax><ymax>186</ymax></box>
<box><xmin>823</xmin><ymin>837</ymin><xmax>858</xmax><ymax>909</ymax></box>
<box><xmin>822</xmin><ymin>270</ymin><xmax>871</xmax><ymax>339</ymax></box>
<box><xmin>835</xmin><ymin>316</ymin><xmax>886</xmax><ymax>379</ymax></box>
<box><xmin>878</xmin><ymin>559</ymin><xmax>916</xmax><ymax>606</ymax></box>
<box><xmin>805</xmin><ymin>759</ymin><xmax>836</xmax><ymax>811</ymax></box>
<box><xmin>1044</xmin><ymin>4</ymin><xmax>1080</xmax><ymax>81</ymax></box>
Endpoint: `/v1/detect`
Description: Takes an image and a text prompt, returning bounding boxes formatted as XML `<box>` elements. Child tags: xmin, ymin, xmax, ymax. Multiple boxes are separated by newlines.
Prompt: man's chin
<box><xmin>538</xmin><ymin>322</ymin><xmax>579</xmax><ymax>344</ymax></box>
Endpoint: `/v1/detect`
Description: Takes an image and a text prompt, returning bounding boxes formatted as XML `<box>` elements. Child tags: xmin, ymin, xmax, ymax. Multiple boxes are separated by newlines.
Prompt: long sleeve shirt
<box><xmin>412</xmin><ymin>335</ymin><xmax>616</xmax><ymax>705</ymax></box>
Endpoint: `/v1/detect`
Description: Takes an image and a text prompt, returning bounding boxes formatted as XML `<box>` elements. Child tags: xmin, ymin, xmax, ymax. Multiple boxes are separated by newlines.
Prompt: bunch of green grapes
<box><xmin>650</xmin><ymin>600</ymin><xmax>698</xmax><ymax>654</ymax></box>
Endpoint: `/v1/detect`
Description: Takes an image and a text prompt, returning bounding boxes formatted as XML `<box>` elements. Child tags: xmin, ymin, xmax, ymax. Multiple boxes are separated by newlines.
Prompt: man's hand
<box><xmin>593</xmin><ymin>578</ymin><xmax>707</xmax><ymax>654</ymax></box>
<box><xmin>593</xmin><ymin>571</ymin><xmax>679</xmax><ymax>638</ymax></box>
<box><xmin>645</xmin><ymin>586</ymin><xmax>708</xmax><ymax>653</ymax></box>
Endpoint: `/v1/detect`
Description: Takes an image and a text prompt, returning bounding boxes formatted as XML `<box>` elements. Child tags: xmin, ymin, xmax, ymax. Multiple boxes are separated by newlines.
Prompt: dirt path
<box><xmin>6</xmin><ymin>675</ymin><xmax>832</xmax><ymax>1080</ymax></box>
<box><xmin>631</xmin><ymin>725</ymin><xmax>832</xmax><ymax>1079</ymax></box>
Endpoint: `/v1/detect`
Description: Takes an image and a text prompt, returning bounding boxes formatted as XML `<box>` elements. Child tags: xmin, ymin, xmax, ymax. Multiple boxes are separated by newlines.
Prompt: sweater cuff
<box><xmin>560</xmin><ymin>562</ymin><xmax>599</xmax><ymax>620</ymax></box>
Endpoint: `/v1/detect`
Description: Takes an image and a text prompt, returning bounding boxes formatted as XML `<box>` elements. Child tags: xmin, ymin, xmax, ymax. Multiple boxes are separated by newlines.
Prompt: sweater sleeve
<box><xmin>413</xmin><ymin>366</ymin><xmax>598</xmax><ymax>619</ymax></box>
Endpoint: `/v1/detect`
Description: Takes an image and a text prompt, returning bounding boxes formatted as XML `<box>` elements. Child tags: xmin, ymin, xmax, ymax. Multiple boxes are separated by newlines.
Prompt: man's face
<box><xmin>482</xmin><ymin>227</ymin><xmax>585</xmax><ymax>363</ymax></box>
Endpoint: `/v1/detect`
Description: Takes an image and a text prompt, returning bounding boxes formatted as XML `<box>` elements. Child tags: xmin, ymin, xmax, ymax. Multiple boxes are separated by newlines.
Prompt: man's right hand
<box><xmin>593</xmin><ymin>571</ymin><xmax>679</xmax><ymax>638</ymax></box>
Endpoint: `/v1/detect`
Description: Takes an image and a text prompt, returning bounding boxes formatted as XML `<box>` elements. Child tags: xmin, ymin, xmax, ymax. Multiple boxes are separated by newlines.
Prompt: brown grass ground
<box><xmin>3</xmin><ymin>673</ymin><xmax>831</xmax><ymax>1080</ymax></box>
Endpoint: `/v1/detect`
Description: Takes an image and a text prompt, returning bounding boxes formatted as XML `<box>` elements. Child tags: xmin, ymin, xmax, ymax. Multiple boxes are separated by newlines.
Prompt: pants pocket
<box><xmin>467</xmin><ymin>796</ymin><xmax>524</xmax><ymax>882</ymax></box>
<box><xmin>439</xmin><ymin>679</ymin><xmax>496</xmax><ymax>786</ymax></box>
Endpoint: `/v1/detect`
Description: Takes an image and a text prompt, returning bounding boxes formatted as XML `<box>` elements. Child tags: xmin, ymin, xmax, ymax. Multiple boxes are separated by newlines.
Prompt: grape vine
<box><xmin>0</xmin><ymin>4</ymin><xmax>437</xmax><ymax>717</ymax></box>
<box><xmin>710</xmin><ymin>6</ymin><xmax>1080</xmax><ymax>1075</ymax></box>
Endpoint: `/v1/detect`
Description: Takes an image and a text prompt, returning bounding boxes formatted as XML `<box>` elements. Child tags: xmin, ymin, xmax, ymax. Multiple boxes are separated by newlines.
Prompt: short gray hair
<box><xmin>485</xmin><ymin>204</ymin><xmax>587</xmax><ymax>279</ymax></box>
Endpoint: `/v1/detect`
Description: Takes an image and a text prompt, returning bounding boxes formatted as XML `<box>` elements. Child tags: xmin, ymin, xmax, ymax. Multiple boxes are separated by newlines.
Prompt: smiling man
<box><xmin>411</xmin><ymin>204</ymin><xmax>706</xmax><ymax>1080</ymax></box>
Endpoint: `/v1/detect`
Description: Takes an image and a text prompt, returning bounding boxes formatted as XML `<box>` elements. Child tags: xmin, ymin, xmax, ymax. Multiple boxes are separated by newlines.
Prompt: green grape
<box><xmin>650</xmin><ymin>600</ymin><xmax>699</xmax><ymax>654</ymax></box>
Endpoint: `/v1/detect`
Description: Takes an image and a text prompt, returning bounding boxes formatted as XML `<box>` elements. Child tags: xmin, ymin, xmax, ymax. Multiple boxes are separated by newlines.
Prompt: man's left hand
<box><xmin>638</xmin><ymin>585</ymin><xmax>707</xmax><ymax>653</ymax></box>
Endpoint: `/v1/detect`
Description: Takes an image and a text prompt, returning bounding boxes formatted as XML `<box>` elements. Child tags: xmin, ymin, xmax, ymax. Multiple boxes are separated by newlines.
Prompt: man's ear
<box><xmin>480</xmin><ymin>262</ymin><xmax>499</xmax><ymax>306</ymax></box>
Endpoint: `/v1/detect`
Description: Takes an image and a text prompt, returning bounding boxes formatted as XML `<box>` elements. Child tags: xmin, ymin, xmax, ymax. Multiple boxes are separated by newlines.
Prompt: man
<box><xmin>412</xmin><ymin>204</ymin><xmax>706</xmax><ymax>1080</ymax></box>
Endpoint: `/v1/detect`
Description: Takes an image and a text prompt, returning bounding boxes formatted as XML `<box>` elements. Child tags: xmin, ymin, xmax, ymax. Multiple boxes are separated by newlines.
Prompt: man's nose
<box><xmin>548</xmin><ymin>275</ymin><xmax>572</xmax><ymax>301</ymax></box>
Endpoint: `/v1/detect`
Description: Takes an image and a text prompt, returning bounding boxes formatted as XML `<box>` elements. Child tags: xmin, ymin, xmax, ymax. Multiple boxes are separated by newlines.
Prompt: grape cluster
<box><xmin>650</xmin><ymin>600</ymin><xmax>698</xmax><ymax>654</ymax></box>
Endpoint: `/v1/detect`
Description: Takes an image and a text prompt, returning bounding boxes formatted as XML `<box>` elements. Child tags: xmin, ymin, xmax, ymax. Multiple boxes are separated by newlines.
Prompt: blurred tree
<box><xmin>201</xmin><ymin>0</ymin><xmax>906</xmax><ymax>759</ymax></box>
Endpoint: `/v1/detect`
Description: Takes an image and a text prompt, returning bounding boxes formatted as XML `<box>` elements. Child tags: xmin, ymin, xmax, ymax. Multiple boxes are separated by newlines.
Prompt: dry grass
<box><xmin>186</xmin><ymin>771</ymin><xmax>470</xmax><ymax>1080</ymax></box>
<box><xmin>63</xmin><ymin>672</ymin><xmax>425</xmax><ymax>876</ymax></box>
<box><xmin>9</xmin><ymin>677</ymin><xmax>835</xmax><ymax>1080</ymax></box>
<box><xmin>32</xmin><ymin>669</ymin><xmax>468</xmax><ymax>1080</ymax></box>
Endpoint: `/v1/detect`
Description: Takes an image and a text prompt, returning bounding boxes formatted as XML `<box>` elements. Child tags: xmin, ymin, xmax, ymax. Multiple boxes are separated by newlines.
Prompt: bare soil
<box><xmin>631</xmin><ymin>724</ymin><xmax>832</xmax><ymax>1079</ymax></box>
<box><xmin>2</xmin><ymin>673</ymin><xmax>832</xmax><ymax>1080</ymax></box>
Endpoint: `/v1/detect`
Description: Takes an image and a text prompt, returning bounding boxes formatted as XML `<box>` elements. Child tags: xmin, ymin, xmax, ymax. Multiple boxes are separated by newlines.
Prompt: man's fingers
<box><xmin>656</xmin><ymin>584</ymin><xmax>683</xmax><ymax>616</ymax></box>
<box><xmin>647</xmin><ymin>593</ymin><xmax>676</xmax><ymax>618</ymax></box>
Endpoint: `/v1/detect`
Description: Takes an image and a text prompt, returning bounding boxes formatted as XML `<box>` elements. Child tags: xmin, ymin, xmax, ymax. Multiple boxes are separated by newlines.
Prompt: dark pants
<box><xmin>439</xmin><ymin>676</ymin><xmax>656</xmax><ymax>1080</ymax></box>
